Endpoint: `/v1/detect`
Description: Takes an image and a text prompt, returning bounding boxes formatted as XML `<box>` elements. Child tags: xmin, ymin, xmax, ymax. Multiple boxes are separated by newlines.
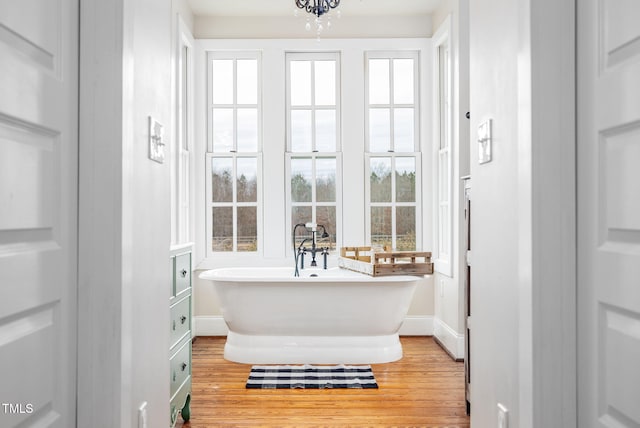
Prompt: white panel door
<box><xmin>578</xmin><ymin>0</ymin><xmax>640</xmax><ymax>426</ymax></box>
<box><xmin>0</xmin><ymin>0</ymin><xmax>78</xmax><ymax>427</ymax></box>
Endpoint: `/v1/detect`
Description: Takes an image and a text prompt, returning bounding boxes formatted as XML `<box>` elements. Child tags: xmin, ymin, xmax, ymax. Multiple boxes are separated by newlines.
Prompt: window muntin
<box><xmin>207</xmin><ymin>52</ymin><xmax>261</xmax><ymax>255</ymax></box>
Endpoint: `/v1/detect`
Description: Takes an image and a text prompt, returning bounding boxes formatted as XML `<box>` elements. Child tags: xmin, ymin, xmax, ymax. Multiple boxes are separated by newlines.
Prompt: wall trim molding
<box><xmin>433</xmin><ymin>317</ymin><xmax>464</xmax><ymax>360</ymax></box>
<box><xmin>195</xmin><ymin>315</ymin><xmax>434</xmax><ymax>337</ymax></box>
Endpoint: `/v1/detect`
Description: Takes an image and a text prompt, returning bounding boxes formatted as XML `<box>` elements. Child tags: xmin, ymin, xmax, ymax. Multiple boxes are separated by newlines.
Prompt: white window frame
<box><xmin>206</xmin><ymin>153</ymin><xmax>263</xmax><ymax>256</ymax></box>
<box><xmin>364</xmin><ymin>51</ymin><xmax>422</xmax><ymax>250</ymax></box>
<box><xmin>206</xmin><ymin>51</ymin><xmax>263</xmax><ymax>257</ymax></box>
<box><xmin>364</xmin><ymin>153</ymin><xmax>422</xmax><ymax>250</ymax></box>
<box><xmin>206</xmin><ymin>51</ymin><xmax>263</xmax><ymax>153</ymax></box>
<box><xmin>433</xmin><ymin>17</ymin><xmax>453</xmax><ymax>276</ymax></box>
<box><xmin>285</xmin><ymin>152</ymin><xmax>343</xmax><ymax>257</ymax></box>
<box><xmin>364</xmin><ymin>51</ymin><xmax>420</xmax><ymax>153</ymax></box>
<box><xmin>285</xmin><ymin>52</ymin><xmax>341</xmax><ymax>153</ymax></box>
<box><xmin>285</xmin><ymin>52</ymin><xmax>342</xmax><ymax>256</ymax></box>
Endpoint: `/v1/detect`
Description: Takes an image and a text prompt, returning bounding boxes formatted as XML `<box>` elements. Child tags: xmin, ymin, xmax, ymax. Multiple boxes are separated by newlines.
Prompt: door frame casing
<box><xmin>516</xmin><ymin>0</ymin><xmax>576</xmax><ymax>427</ymax></box>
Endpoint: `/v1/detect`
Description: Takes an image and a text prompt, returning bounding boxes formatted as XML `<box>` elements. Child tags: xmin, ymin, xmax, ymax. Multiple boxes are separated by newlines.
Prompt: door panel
<box><xmin>578</xmin><ymin>0</ymin><xmax>640</xmax><ymax>426</ymax></box>
<box><xmin>0</xmin><ymin>0</ymin><xmax>78</xmax><ymax>426</ymax></box>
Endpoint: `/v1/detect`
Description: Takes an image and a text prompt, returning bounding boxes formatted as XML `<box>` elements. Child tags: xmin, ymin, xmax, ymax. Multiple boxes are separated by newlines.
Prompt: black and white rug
<box><xmin>246</xmin><ymin>364</ymin><xmax>379</xmax><ymax>389</ymax></box>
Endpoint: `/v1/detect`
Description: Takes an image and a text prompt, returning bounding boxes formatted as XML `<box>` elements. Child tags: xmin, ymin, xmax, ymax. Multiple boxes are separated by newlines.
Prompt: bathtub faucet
<box><xmin>293</xmin><ymin>223</ymin><xmax>330</xmax><ymax>276</ymax></box>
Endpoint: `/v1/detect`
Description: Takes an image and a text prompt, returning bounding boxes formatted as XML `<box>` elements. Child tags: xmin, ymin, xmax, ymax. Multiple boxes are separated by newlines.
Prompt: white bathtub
<box><xmin>199</xmin><ymin>267</ymin><xmax>419</xmax><ymax>364</ymax></box>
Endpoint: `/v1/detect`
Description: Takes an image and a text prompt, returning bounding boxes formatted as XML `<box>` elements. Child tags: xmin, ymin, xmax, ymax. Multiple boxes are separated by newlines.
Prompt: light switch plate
<box><xmin>148</xmin><ymin>116</ymin><xmax>165</xmax><ymax>163</ymax></box>
<box><xmin>478</xmin><ymin>119</ymin><xmax>492</xmax><ymax>164</ymax></box>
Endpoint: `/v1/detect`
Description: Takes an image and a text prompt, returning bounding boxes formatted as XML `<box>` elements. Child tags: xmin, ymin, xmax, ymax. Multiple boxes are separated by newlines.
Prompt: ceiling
<box><xmin>187</xmin><ymin>0</ymin><xmax>443</xmax><ymax>17</ymax></box>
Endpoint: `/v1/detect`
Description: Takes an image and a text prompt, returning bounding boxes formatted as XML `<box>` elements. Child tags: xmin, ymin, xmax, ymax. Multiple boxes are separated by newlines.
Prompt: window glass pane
<box><xmin>237</xmin><ymin>108</ymin><xmax>258</xmax><ymax>152</ymax></box>
<box><xmin>371</xmin><ymin>206</ymin><xmax>392</xmax><ymax>248</ymax></box>
<box><xmin>439</xmin><ymin>151</ymin><xmax>449</xmax><ymax>198</ymax></box>
<box><xmin>291</xmin><ymin>110</ymin><xmax>313</xmax><ymax>152</ymax></box>
<box><xmin>396</xmin><ymin>206</ymin><xmax>416</xmax><ymax>251</ymax></box>
<box><xmin>369</xmin><ymin>59</ymin><xmax>390</xmax><ymax>104</ymax></box>
<box><xmin>315</xmin><ymin>60</ymin><xmax>336</xmax><ymax>106</ymax></box>
<box><xmin>396</xmin><ymin>157</ymin><xmax>416</xmax><ymax>202</ymax></box>
<box><xmin>291</xmin><ymin>158</ymin><xmax>312</xmax><ymax>202</ymax></box>
<box><xmin>316</xmin><ymin>206</ymin><xmax>337</xmax><ymax>250</ymax></box>
<box><xmin>370</xmin><ymin>157</ymin><xmax>392</xmax><ymax>203</ymax></box>
<box><xmin>316</xmin><ymin>157</ymin><xmax>336</xmax><ymax>202</ymax></box>
<box><xmin>393</xmin><ymin>59</ymin><xmax>414</xmax><ymax>104</ymax></box>
<box><xmin>237</xmin><ymin>207</ymin><xmax>257</xmax><ymax>252</ymax></box>
<box><xmin>211</xmin><ymin>158</ymin><xmax>233</xmax><ymax>202</ymax></box>
<box><xmin>290</xmin><ymin>60</ymin><xmax>312</xmax><ymax>106</ymax></box>
<box><xmin>212</xmin><ymin>59</ymin><xmax>233</xmax><ymax>104</ymax></box>
<box><xmin>369</xmin><ymin>108</ymin><xmax>390</xmax><ymax>152</ymax></box>
<box><xmin>394</xmin><ymin>108</ymin><xmax>415</xmax><ymax>152</ymax></box>
<box><xmin>315</xmin><ymin>109</ymin><xmax>336</xmax><ymax>152</ymax></box>
<box><xmin>212</xmin><ymin>207</ymin><xmax>233</xmax><ymax>251</ymax></box>
<box><xmin>292</xmin><ymin>206</ymin><xmax>313</xmax><ymax>238</ymax></box>
<box><xmin>236</xmin><ymin>157</ymin><xmax>257</xmax><ymax>203</ymax></box>
<box><xmin>236</xmin><ymin>59</ymin><xmax>257</xmax><ymax>104</ymax></box>
<box><xmin>212</xmin><ymin>108</ymin><xmax>233</xmax><ymax>152</ymax></box>
<box><xmin>439</xmin><ymin>204</ymin><xmax>449</xmax><ymax>256</ymax></box>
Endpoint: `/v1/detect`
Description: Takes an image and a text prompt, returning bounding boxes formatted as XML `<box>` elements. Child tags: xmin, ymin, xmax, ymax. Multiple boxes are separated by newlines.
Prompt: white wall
<box><xmin>468</xmin><ymin>0</ymin><xmax>576</xmax><ymax>427</ymax></box>
<box><xmin>194</xmin><ymin>15</ymin><xmax>432</xmax><ymax>39</ymax></box>
<box><xmin>192</xmin><ymin>37</ymin><xmax>435</xmax><ymax>335</ymax></box>
<box><xmin>430</xmin><ymin>0</ymin><xmax>470</xmax><ymax>360</ymax></box>
<box><xmin>79</xmin><ymin>0</ymin><xmax>186</xmax><ymax>426</ymax></box>
<box><xmin>469</xmin><ymin>0</ymin><xmax>522</xmax><ymax>425</ymax></box>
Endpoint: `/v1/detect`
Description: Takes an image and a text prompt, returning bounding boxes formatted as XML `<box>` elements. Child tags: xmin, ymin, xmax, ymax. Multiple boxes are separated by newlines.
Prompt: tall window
<box><xmin>172</xmin><ymin>23</ymin><xmax>193</xmax><ymax>246</ymax></box>
<box><xmin>206</xmin><ymin>52</ymin><xmax>261</xmax><ymax>254</ymax></box>
<box><xmin>434</xmin><ymin>19</ymin><xmax>453</xmax><ymax>276</ymax></box>
<box><xmin>365</xmin><ymin>52</ymin><xmax>421</xmax><ymax>251</ymax></box>
<box><xmin>286</xmin><ymin>52</ymin><xmax>341</xmax><ymax>251</ymax></box>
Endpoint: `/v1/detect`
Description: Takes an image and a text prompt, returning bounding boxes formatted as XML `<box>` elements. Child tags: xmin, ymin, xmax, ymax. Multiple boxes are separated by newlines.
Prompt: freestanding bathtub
<box><xmin>199</xmin><ymin>267</ymin><xmax>419</xmax><ymax>364</ymax></box>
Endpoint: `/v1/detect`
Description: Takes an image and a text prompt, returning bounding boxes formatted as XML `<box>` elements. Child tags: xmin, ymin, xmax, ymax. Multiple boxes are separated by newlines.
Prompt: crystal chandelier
<box><xmin>295</xmin><ymin>0</ymin><xmax>341</xmax><ymax>36</ymax></box>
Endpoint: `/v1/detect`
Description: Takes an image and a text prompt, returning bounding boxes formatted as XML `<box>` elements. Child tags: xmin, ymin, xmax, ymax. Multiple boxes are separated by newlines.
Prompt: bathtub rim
<box><xmin>199</xmin><ymin>266</ymin><xmax>421</xmax><ymax>283</ymax></box>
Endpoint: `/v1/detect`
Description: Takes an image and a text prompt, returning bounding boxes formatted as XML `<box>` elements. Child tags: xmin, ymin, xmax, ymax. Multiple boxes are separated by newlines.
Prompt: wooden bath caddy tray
<box><xmin>338</xmin><ymin>246</ymin><xmax>433</xmax><ymax>276</ymax></box>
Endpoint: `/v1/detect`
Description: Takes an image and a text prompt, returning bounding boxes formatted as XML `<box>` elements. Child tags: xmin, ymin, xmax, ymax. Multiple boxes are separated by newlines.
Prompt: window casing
<box><xmin>365</xmin><ymin>51</ymin><xmax>421</xmax><ymax>250</ymax></box>
<box><xmin>285</xmin><ymin>52</ymin><xmax>341</xmax><ymax>253</ymax></box>
<box><xmin>206</xmin><ymin>52</ymin><xmax>262</xmax><ymax>256</ymax></box>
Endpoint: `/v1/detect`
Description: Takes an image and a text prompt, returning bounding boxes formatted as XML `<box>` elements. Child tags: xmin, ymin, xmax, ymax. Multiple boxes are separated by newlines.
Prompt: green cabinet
<box><xmin>170</xmin><ymin>249</ymin><xmax>192</xmax><ymax>427</ymax></box>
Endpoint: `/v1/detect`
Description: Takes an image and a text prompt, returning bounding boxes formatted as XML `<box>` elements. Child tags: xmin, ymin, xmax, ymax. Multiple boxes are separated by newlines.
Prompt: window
<box><xmin>365</xmin><ymin>52</ymin><xmax>421</xmax><ymax>250</ymax></box>
<box><xmin>206</xmin><ymin>52</ymin><xmax>261</xmax><ymax>255</ymax></box>
<box><xmin>434</xmin><ymin>19</ymin><xmax>453</xmax><ymax>276</ymax></box>
<box><xmin>171</xmin><ymin>19</ymin><xmax>194</xmax><ymax>247</ymax></box>
<box><xmin>286</xmin><ymin>52</ymin><xmax>341</xmax><ymax>252</ymax></box>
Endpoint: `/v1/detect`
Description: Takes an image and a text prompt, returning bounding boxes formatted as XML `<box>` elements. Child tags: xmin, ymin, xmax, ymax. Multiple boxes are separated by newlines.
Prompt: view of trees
<box><xmin>370</xmin><ymin>158</ymin><xmax>417</xmax><ymax>251</ymax></box>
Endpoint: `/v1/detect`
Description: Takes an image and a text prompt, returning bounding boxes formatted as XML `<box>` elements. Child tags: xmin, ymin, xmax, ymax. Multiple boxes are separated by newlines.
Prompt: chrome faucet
<box><xmin>293</xmin><ymin>223</ymin><xmax>330</xmax><ymax>276</ymax></box>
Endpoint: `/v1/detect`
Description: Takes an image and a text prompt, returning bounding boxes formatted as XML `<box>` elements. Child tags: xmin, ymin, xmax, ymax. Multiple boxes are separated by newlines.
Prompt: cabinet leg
<box><xmin>181</xmin><ymin>393</ymin><xmax>191</xmax><ymax>422</ymax></box>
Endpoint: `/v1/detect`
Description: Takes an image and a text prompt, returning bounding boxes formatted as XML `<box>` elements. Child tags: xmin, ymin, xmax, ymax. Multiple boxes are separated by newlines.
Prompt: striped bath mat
<box><xmin>246</xmin><ymin>364</ymin><xmax>378</xmax><ymax>389</ymax></box>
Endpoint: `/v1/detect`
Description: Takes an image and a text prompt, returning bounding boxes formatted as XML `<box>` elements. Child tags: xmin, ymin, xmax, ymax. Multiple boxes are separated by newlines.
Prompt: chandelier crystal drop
<box><xmin>295</xmin><ymin>0</ymin><xmax>341</xmax><ymax>37</ymax></box>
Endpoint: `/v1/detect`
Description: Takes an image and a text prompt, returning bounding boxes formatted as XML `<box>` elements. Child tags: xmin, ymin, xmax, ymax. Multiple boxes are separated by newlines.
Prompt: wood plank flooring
<box><xmin>176</xmin><ymin>336</ymin><xmax>469</xmax><ymax>428</ymax></box>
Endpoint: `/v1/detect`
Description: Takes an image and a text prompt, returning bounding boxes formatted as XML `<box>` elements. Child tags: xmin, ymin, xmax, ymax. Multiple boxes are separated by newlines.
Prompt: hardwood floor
<box><xmin>176</xmin><ymin>336</ymin><xmax>469</xmax><ymax>428</ymax></box>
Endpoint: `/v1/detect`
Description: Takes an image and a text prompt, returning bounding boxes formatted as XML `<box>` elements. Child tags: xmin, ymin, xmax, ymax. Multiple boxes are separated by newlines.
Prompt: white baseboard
<box><xmin>399</xmin><ymin>315</ymin><xmax>433</xmax><ymax>336</ymax></box>
<box><xmin>433</xmin><ymin>317</ymin><xmax>465</xmax><ymax>360</ymax></box>
<box><xmin>195</xmin><ymin>315</ymin><xmax>434</xmax><ymax>337</ymax></box>
<box><xmin>195</xmin><ymin>315</ymin><xmax>228</xmax><ymax>336</ymax></box>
